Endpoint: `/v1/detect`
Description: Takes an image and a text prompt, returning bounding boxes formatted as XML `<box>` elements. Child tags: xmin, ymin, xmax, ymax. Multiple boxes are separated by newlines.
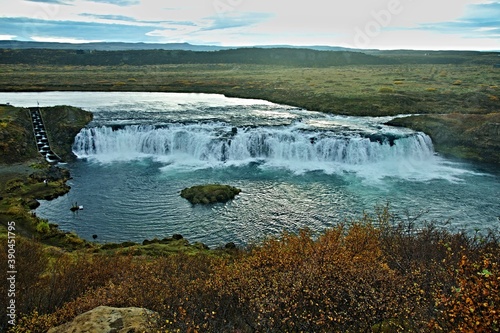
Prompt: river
<box><xmin>1</xmin><ymin>92</ymin><xmax>498</xmax><ymax>247</ymax></box>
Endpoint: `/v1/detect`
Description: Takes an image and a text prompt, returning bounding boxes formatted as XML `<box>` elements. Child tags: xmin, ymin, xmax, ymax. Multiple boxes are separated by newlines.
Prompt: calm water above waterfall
<box><xmin>2</xmin><ymin>92</ymin><xmax>499</xmax><ymax>247</ymax></box>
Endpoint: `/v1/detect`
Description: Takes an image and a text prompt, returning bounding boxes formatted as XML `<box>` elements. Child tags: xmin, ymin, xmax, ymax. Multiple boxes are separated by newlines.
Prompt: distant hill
<box><xmin>252</xmin><ymin>45</ymin><xmax>357</xmax><ymax>52</ymax></box>
<box><xmin>0</xmin><ymin>47</ymin><xmax>397</xmax><ymax>67</ymax></box>
<box><xmin>366</xmin><ymin>49</ymin><xmax>500</xmax><ymax>65</ymax></box>
<box><xmin>0</xmin><ymin>41</ymin><xmax>497</xmax><ymax>66</ymax></box>
<box><xmin>0</xmin><ymin>40</ymin><xmax>228</xmax><ymax>52</ymax></box>
<box><xmin>0</xmin><ymin>40</ymin><xmax>357</xmax><ymax>52</ymax></box>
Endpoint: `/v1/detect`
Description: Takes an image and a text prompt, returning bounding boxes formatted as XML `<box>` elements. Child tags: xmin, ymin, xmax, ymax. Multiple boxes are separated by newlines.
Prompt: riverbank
<box><xmin>388</xmin><ymin>113</ymin><xmax>500</xmax><ymax>164</ymax></box>
<box><xmin>0</xmin><ymin>104</ymin><xmax>92</xmax><ymax>249</ymax></box>
<box><xmin>0</xmin><ymin>104</ymin><xmax>222</xmax><ymax>254</ymax></box>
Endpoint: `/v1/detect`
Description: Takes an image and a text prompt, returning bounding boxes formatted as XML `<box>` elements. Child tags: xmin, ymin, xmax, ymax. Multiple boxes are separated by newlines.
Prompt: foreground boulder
<box><xmin>181</xmin><ymin>184</ymin><xmax>241</xmax><ymax>204</ymax></box>
<box><xmin>47</xmin><ymin>306</ymin><xmax>156</xmax><ymax>333</ymax></box>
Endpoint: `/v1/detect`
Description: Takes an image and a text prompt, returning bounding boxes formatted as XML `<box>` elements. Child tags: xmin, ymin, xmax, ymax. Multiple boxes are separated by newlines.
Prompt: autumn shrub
<box><xmin>5</xmin><ymin>208</ymin><xmax>500</xmax><ymax>333</ymax></box>
<box><xmin>376</xmin><ymin>207</ymin><xmax>500</xmax><ymax>332</ymax></box>
<box><xmin>9</xmin><ymin>253</ymin><xmax>223</xmax><ymax>332</ymax></box>
<box><xmin>201</xmin><ymin>225</ymin><xmax>428</xmax><ymax>332</ymax></box>
<box><xmin>0</xmin><ymin>238</ymin><xmax>48</xmax><ymax>332</ymax></box>
<box><xmin>1</xmin><ymin>238</ymin><xmax>135</xmax><ymax>332</ymax></box>
<box><xmin>430</xmin><ymin>253</ymin><xmax>500</xmax><ymax>332</ymax></box>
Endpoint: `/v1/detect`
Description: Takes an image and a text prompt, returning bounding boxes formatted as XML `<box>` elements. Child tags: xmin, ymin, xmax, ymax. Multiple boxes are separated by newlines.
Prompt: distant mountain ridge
<box><xmin>0</xmin><ymin>47</ymin><xmax>396</xmax><ymax>67</ymax></box>
<box><xmin>0</xmin><ymin>40</ymin><xmax>228</xmax><ymax>51</ymax></box>
<box><xmin>0</xmin><ymin>41</ymin><xmax>497</xmax><ymax>66</ymax></box>
<box><xmin>0</xmin><ymin>40</ymin><xmax>356</xmax><ymax>52</ymax></box>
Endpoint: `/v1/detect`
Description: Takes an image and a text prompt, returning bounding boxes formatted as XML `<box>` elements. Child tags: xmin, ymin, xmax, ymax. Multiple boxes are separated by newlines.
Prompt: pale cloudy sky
<box><xmin>0</xmin><ymin>0</ymin><xmax>499</xmax><ymax>50</ymax></box>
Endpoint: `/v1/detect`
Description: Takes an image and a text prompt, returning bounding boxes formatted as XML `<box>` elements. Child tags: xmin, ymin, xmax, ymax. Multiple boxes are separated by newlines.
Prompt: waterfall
<box><xmin>73</xmin><ymin>123</ymin><xmax>435</xmax><ymax>168</ymax></box>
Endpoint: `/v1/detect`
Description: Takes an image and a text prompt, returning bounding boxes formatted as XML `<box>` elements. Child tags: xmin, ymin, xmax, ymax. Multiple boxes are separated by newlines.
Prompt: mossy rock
<box><xmin>180</xmin><ymin>184</ymin><xmax>241</xmax><ymax>204</ymax></box>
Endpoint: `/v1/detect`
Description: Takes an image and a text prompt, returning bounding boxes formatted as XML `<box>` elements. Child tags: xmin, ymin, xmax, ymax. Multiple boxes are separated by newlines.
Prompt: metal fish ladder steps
<box><xmin>29</xmin><ymin>107</ymin><xmax>62</xmax><ymax>164</ymax></box>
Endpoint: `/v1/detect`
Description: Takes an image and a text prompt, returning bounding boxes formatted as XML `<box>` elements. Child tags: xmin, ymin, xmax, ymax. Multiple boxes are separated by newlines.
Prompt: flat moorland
<box><xmin>1</xmin><ymin>63</ymin><xmax>498</xmax><ymax>116</ymax></box>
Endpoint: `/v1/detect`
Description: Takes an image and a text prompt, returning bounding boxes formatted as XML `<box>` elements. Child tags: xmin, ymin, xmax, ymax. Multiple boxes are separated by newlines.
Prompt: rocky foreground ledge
<box><xmin>47</xmin><ymin>306</ymin><xmax>156</xmax><ymax>333</ymax></box>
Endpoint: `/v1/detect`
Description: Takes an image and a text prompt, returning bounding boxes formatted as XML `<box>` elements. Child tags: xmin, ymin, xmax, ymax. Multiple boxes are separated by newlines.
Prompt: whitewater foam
<box><xmin>71</xmin><ymin>122</ymin><xmax>473</xmax><ymax>182</ymax></box>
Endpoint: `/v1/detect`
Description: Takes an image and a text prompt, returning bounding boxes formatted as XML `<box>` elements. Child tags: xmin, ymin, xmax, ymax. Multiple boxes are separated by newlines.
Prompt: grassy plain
<box><xmin>1</xmin><ymin>63</ymin><xmax>498</xmax><ymax>116</ymax></box>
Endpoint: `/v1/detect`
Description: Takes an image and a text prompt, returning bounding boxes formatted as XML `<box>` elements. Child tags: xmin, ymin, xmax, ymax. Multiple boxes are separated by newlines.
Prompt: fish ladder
<box><xmin>29</xmin><ymin>107</ymin><xmax>61</xmax><ymax>164</ymax></box>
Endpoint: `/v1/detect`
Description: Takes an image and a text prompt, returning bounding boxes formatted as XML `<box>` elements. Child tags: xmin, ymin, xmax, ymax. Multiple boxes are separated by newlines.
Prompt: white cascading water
<box><xmin>73</xmin><ymin>123</ymin><xmax>435</xmax><ymax>169</ymax></box>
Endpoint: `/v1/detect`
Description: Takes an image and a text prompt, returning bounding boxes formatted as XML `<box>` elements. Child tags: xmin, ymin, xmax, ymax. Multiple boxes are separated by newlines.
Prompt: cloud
<box><xmin>415</xmin><ymin>2</ymin><xmax>500</xmax><ymax>38</ymax></box>
<box><xmin>24</xmin><ymin>0</ymin><xmax>73</xmax><ymax>4</ymax></box>
<box><xmin>0</xmin><ymin>34</ymin><xmax>17</xmax><ymax>40</ymax></box>
<box><xmin>78</xmin><ymin>12</ymin><xmax>197</xmax><ymax>28</ymax></box>
<box><xmin>31</xmin><ymin>35</ymin><xmax>103</xmax><ymax>43</ymax></box>
<box><xmin>202</xmin><ymin>12</ymin><xmax>274</xmax><ymax>32</ymax></box>
<box><xmin>87</xmin><ymin>0</ymin><xmax>140</xmax><ymax>6</ymax></box>
<box><xmin>0</xmin><ymin>17</ymin><xmax>160</xmax><ymax>42</ymax></box>
<box><xmin>79</xmin><ymin>13</ymin><xmax>139</xmax><ymax>22</ymax></box>
<box><xmin>1</xmin><ymin>0</ymin><xmax>498</xmax><ymax>49</ymax></box>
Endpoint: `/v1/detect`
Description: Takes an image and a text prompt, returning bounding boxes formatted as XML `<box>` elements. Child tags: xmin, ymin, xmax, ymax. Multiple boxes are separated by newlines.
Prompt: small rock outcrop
<box><xmin>180</xmin><ymin>184</ymin><xmax>241</xmax><ymax>204</ymax></box>
<box><xmin>47</xmin><ymin>306</ymin><xmax>157</xmax><ymax>333</ymax></box>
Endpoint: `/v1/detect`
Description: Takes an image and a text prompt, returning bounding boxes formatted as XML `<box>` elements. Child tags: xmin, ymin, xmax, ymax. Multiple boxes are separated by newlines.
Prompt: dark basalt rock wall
<box><xmin>40</xmin><ymin>105</ymin><xmax>93</xmax><ymax>161</ymax></box>
<box><xmin>387</xmin><ymin>113</ymin><xmax>500</xmax><ymax>165</ymax></box>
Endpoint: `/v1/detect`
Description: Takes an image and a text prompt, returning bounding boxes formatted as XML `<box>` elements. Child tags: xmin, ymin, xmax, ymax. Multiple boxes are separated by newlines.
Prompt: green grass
<box><xmin>1</xmin><ymin>63</ymin><xmax>498</xmax><ymax>116</ymax></box>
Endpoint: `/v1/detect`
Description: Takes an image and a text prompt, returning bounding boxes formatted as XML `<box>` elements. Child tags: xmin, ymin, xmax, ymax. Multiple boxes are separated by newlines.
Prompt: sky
<box><xmin>0</xmin><ymin>0</ymin><xmax>499</xmax><ymax>50</ymax></box>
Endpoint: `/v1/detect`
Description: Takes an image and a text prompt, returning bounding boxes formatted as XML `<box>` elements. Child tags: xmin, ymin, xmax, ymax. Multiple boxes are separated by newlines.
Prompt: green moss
<box><xmin>180</xmin><ymin>184</ymin><xmax>241</xmax><ymax>204</ymax></box>
<box><xmin>379</xmin><ymin>87</ymin><xmax>395</xmax><ymax>93</ymax></box>
<box><xmin>0</xmin><ymin>105</ymin><xmax>38</xmax><ymax>164</ymax></box>
<box><xmin>97</xmin><ymin>239</ymin><xmax>213</xmax><ymax>257</ymax></box>
<box><xmin>36</xmin><ymin>220</ymin><xmax>50</xmax><ymax>234</ymax></box>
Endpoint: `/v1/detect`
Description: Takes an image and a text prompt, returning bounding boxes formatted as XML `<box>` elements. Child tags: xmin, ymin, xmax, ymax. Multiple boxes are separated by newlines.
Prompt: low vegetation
<box><xmin>0</xmin><ymin>105</ymin><xmax>38</xmax><ymax>164</ymax></box>
<box><xmin>1</xmin><ymin>62</ymin><xmax>498</xmax><ymax>117</ymax></box>
<box><xmin>1</xmin><ymin>207</ymin><xmax>498</xmax><ymax>332</ymax></box>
